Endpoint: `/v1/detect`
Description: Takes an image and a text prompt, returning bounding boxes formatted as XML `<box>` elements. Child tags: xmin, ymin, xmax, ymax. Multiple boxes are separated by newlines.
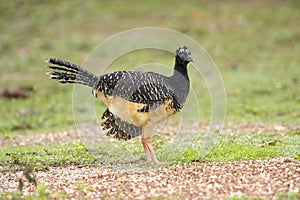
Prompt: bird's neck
<box><xmin>167</xmin><ymin>58</ymin><xmax>190</xmax><ymax>107</ymax></box>
<box><xmin>168</xmin><ymin>58</ymin><xmax>190</xmax><ymax>91</ymax></box>
<box><xmin>173</xmin><ymin>58</ymin><xmax>189</xmax><ymax>80</ymax></box>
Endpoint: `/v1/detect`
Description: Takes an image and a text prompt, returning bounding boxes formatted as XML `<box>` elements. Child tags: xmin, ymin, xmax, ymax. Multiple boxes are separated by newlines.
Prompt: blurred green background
<box><xmin>0</xmin><ymin>0</ymin><xmax>299</xmax><ymax>135</ymax></box>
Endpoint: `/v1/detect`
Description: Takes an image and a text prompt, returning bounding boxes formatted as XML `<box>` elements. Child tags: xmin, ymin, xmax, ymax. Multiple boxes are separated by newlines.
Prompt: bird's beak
<box><xmin>187</xmin><ymin>55</ymin><xmax>193</xmax><ymax>62</ymax></box>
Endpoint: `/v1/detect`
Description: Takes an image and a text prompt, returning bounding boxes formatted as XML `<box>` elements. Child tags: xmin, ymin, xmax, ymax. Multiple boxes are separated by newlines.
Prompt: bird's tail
<box><xmin>47</xmin><ymin>58</ymin><xmax>99</xmax><ymax>88</ymax></box>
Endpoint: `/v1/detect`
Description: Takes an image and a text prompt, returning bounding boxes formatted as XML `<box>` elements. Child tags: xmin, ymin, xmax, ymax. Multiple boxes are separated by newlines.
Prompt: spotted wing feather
<box><xmin>96</xmin><ymin>71</ymin><xmax>175</xmax><ymax>107</ymax></box>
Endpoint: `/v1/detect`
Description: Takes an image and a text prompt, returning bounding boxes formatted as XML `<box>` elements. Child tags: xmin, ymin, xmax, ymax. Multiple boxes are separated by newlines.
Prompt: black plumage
<box><xmin>96</xmin><ymin>71</ymin><xmax>186</xmax><ymax>109</ymax></box>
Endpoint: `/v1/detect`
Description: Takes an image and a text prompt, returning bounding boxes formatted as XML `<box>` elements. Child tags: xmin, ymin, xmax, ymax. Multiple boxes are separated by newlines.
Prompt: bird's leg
<box><xmin>141</xmin><ymin>124</ymin><xmax>166</xmax><ymax>164</ymax></box>
<box><xmin>141</xmin><ymin>137</ymin><xmax>163</xmax><ymax>164</ymax></box>
<box><xmin>141</xmin><ymin>138</ymin><xmax>152</xmax><ymax>162</ymax></box>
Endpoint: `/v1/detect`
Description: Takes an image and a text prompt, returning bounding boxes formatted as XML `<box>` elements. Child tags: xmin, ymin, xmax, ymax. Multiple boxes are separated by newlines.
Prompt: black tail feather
<box><xmin>47</xmin><ymin>58</ymin><xmax>99</xmax><ymax>88</ymax></box>
<box><xmin>101</xmin><ymin>109</ymin><xmax>142</xmax><ymax>140</ymax></box>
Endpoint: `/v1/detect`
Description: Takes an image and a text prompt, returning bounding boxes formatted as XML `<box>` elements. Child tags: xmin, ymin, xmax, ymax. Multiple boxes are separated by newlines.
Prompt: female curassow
<box><xmin>47</xmin><ymin>46</ymin><xmax>193</xmax><ymax>164</ymax></box>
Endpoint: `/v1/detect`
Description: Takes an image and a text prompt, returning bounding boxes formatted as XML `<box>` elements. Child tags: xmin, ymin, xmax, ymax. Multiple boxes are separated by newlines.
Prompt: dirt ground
<box><xmin>1</xmin><ymin>159</ymin><xmax>299</xmax><ymax>199</ymax></box>
<box><xmin>1</xmin><ymin>123</ymin><xmax>299</xmax><ymax>199</ymax></box>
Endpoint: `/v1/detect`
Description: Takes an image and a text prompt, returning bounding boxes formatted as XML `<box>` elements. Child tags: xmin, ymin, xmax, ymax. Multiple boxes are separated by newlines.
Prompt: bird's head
<box><xmin>175</xmin><ymin>46</ymin><xmax>193</xmax><ymax>64</ymax></box>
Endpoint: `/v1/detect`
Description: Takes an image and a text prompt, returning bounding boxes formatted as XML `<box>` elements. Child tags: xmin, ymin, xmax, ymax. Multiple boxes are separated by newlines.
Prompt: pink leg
<box><xmin>141</xmin><ymin>138</ymin><xmax>165</xmax><ymax>164</ymax></box>
<box><xmin>141</xmin><ymin>138</ymin><xmax>152</xmax><ymax>162</ymax></box>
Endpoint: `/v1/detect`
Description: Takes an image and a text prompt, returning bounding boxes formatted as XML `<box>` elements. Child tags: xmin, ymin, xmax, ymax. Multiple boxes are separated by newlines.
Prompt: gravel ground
<box><xmin>1</xmin><ymin>158</ymin><xmax>299</xmax><ymax>199</ymax></box>
<box><xmin>1</xmin><ymin>123</ymin><xmax>299</xmax><ymax>199</ymax></box>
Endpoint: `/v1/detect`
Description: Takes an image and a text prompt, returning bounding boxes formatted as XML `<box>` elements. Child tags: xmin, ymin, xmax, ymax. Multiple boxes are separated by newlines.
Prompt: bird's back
<box><xmin>96</xmin><ymin>71</ymin><xmax>176</xmax><ymax>105</ymax></box>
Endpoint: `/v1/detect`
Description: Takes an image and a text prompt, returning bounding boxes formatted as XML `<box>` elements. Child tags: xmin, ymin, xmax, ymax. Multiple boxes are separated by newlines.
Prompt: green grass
<box><xmin>0</xmin><ymin>84</ymin><xmax>75</xmax><ymax>136</ymax></box>
<box><xmin>1</xmin><ymin>130</ymin><xmax>298</xmax><ymax>172</ymax></box>
<box><xmin>224</xmin><ymin>192</ymin><xmax>300</xmax><ymax>200</ymax></box>
<box><xmin>205</xmin><ymin>131</ymin><xmax>300</xmax><ymax>162</ymax></box>
<box><xmin>0</xmin><ymin>143</ymin><xmax>97</xmax><ymax>172</ymax></box>
<box><xmin>0</xmin><ymin>185</ymin><xmax>69</xmax><ymax>200</ymax></box>
<box><xmin>1</xmin><ymin>0</ymin><xmax>299</xmax><ymax>137</ymax></box>
<box><xmin>223</xmin><ymin>66</ymin><xmax>300</xmax><ymax>123</ymax></box>
<box><xmin>174</xmin><ymin>130</ymin><xmax>300</xmax><ymax>164</ymax></box>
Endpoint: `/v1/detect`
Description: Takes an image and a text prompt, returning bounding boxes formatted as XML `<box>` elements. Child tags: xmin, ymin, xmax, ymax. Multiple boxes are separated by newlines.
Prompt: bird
<box><xmin>46</xmin><ymin>46</ymin><xmax>193</xmax><ymax>164</ymax></box>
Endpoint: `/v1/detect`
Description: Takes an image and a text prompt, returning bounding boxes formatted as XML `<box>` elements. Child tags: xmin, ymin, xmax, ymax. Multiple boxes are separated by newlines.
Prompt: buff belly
<box><xmin>93</xmin><ymin>90</ymin><xmax>177</xmax><ymax>128</ymax></box>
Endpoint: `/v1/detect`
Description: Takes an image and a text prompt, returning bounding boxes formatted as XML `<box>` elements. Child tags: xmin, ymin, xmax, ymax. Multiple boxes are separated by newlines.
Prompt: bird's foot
<box><xmin>153</xmin><ymin>160</ymin><xmax>168</xmax><ymax>165</ymax></box>
<box><xmin>142</xmin><ymin>138</ymin><xmax>167</xmax><ymax>165</ymax></box>
<box><xmin>148</xmin><ymin>155</ymin><xmax>168</xmax><ymax>165</ymax></box>
<box><xmin>146</xmin><ymin>160</ymin><xmax>168</xmax><ymax>165</ymax></box>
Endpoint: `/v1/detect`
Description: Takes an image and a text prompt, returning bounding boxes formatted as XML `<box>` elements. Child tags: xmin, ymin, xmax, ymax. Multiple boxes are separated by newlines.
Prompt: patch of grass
<box><xmin>225</xmin><ymin>191</ymin><xmax>300</xmax><ymax>200</ymax></box>
<box><xmin>223</xmin><ymin>66</ymin><xmax>300</xmax><ymax>124</ymax></box>
<box><xmin>1</xmin><ymin>131</ymin><xmax>298</xmax><ymax>171</ymax></box>
<box><xmin>0</xmin><ymin>82</ymin><xmax>75</xmax><ymax>136</ymax></box>
<box><xmin>276</xmin><ymin>192</ymin><xmax>300</xmax><ymax>200</ymax></box>
<box><xmin>0</xmin><ymin>143</ymin><xmax>97</xmax><ymax>172</ymax></box>
<box><xmin>207</xmin><ymin>132</ymin><xmax>299</xmax><ymax>162</ymax></box>
<box><xmin>224</xmin><ymin>196</ymin><xmax>262</xmax><ymax>200</ymax></box>
<box><xmin>173</xmin><ymin>131</ymin><xmax>300</xmax><ymax>163</ymax></box>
